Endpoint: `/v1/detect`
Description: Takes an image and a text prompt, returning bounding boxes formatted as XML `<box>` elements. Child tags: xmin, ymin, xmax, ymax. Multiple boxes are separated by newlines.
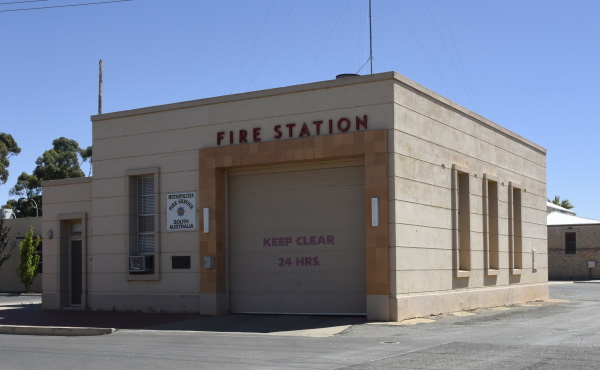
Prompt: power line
<box><xmin>231</xmin><ymin>0</ymin><xmax>275</xmax><ymax>94</ymax></box>
<box><xmin>390</xmin><ymin>0</ymin><xmax>457</xmax><ymax>100</ymax></box>
<box><xmin>437</xmin><ymin>0</ymin><xmax>481</xmax><ymax>113</ymax></box>
<box><xmin>303</xmin><ymin>0</ymin><xmax>351</xmax><ymax>82</ymax></box>
<box><xmin>0</xmin><ymin>0</ymin><xmax>50</xmax><ymax>5</ymax></box>
<box><xmin>425</xmin><ymin>1</ymin><xmax>475</xmax><ymax>110</ymax></box>
<box><xmin>246</xmin><ymin>0</ymin><xmax>298</xmax><ymax>90</ymax></box>
<box><xmin>0</xmin><ymin>0</ymin><xmax>132</xmax><ymax>13</ymax></box>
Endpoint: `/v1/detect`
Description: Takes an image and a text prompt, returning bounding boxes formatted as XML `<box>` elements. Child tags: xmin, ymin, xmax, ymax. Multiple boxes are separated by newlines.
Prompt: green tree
<box><xmin>32</xmin><ymin>137</ymin><xmax>90</xmax><ymax>180</ymax></box>
<box><xmin>7</xmin><ymin>173</ymin><xmax>42</xmax><ymax>218</ymax></box>
<box><xmin>0</xmin><ymin>133</ymin><xmax>21</xmax><ymax>185</ymax></box>
<box><xmin>549</xmin><ymin>195</ymin><xmax>574</xmax><ymax>210</ymax></box>
<box><xmin>6</xmin><ymin>137</ymin><xmax>91</xmax><ymax>217</ymax></box>
<box><xmin>0</xmin><ymin>218</ymin><xmax>14</xmax><ymax>270</ymax></box>
<box><xmin>81</xmin><ymin>146</ymin><xmax>93</xmax><ymax>176</ymax></box>
<box><xmin>16</xmin><ymin>227</ymin><xmax>41</xmax><ymax>291</ymax></box>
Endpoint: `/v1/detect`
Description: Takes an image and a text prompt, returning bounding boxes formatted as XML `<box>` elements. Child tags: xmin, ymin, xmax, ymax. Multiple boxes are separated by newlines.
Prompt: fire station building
<box><xmin>42</xmin><ymin>72</ymin><xmax>548</xmax><ymax>321</ymax></box>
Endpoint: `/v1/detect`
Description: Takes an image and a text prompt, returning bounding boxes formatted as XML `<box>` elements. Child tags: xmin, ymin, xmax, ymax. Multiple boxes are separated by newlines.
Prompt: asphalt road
<box><xmin>0</xmin><ymin>282</ymin><xmax>598</xmax><ymax>369</ymax></box>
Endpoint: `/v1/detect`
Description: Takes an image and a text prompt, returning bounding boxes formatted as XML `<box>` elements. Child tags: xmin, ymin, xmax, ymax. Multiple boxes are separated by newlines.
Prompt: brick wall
<box><xmin>548</xmin><ymin>224</ymin><xmax>600</xmax><ymax>278</ymax></box>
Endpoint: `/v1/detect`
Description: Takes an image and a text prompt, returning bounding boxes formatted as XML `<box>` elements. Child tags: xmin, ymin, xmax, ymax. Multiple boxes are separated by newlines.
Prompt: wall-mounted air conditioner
<box><xmin>129</xmin><ymin>255</ymin><xmax>154</xmax><ymax>272</ymax></box>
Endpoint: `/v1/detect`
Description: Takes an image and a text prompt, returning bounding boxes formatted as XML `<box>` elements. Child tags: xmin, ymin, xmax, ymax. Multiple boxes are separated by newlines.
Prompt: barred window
<box><xmin>137</xmin><ymin>176</ymin><xmax>155</xmax><ymax>254</ymax></box>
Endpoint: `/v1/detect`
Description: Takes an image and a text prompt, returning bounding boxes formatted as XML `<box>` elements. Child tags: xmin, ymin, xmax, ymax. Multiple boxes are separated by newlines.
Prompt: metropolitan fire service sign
<box><xmin>166</xmin><ymin>192</ymin><xmax>196</xmax><ymax>231</ymax></box>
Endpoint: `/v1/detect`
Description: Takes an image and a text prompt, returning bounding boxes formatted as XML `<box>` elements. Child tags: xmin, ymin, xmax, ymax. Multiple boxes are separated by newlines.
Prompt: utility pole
<box><xmin>98</xmin><ymin>59</ymin><xmax>103</xmax><ymax>115</ymax></box>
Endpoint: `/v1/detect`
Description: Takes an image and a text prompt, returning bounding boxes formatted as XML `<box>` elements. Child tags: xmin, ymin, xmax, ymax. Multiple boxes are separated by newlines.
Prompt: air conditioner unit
<box><xmin>129</xmin><ymin>255</ymin><xmax>154</xmax><ymax>272</ymax></box>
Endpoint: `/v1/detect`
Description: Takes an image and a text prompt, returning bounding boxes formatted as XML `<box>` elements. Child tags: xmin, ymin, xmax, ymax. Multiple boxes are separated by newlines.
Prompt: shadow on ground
<box><xmin>146</xmin><ymin>314</ymin><xmax>367</xmax><ymax>332</ymax></box>
<box><xmin>0</xmin><ymin>303</ymin><xmax>366</xmax><ymax>333</ymax></box>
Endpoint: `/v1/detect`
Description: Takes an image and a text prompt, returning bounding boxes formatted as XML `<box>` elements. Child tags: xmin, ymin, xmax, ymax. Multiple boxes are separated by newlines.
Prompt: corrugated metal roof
<box><xmin>547</xmin><ymin>211</ymin><xmax>600</xmax><ymax>226</ymax></box>
<box><xmin>546</xmin><ymin>201</ymin><xmax>576</xmax><ymax>215</ymax></box>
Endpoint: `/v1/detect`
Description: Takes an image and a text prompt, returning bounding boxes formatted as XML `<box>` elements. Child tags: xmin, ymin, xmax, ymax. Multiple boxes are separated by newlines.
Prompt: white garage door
<box><xmin>228</xmin><ymin>161</ymin><xmax>366</xmax><ymax>314</ymax></box>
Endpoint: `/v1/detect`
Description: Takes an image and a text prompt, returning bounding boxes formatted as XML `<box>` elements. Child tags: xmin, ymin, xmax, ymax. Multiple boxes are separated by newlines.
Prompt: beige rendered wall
<box><xmin>548</xmin><ymin>225</ymin><xmax>600</xmax><ymax>278</ymax></box>
<box><xmin>389</xmin><ymin>73</ymin><xmax>548</xmax><ymax>320</ymax></box>
<box><xmin>0</xmin><ymin>217</ymin><xmax>42</xmax><ymax>293</ymax></box>
<box><xmin>43</xmin><ymin>72</ymin><xmax>549</xmax><ymax>319</ymax></box>
<box><xmin>42</xmin><ymin>177</ymin><xmax>92</xmax><ymax>309</ymax></box>
<box><xmin>88</xmin><ymin>74</ymin><xmax>395</xmax><ymax>313</ymax></box>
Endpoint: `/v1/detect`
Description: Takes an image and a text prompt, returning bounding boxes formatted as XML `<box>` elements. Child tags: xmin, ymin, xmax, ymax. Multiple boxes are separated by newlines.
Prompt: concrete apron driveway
<box><xmin>2</xmin><ymin>282</ymin><xmax>597</xmax><ymax>337</ymax></box>
<box><xmin>0</xmin><ymin>294</ymin><xmax>365</xmax><ymax>337</ymax></box>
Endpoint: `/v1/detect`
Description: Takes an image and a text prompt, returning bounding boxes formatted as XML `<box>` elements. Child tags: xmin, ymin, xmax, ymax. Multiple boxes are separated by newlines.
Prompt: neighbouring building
<box><xmin>547</xmin><ymin>202</ymin><xmax>600</xmax><ymax>279</ymax></box>
<box><xmin>42</xmin><ymin>72</ymin><xmax>548</xmax><ymax>321</ymax></box>
<box><xmin>0</xmin><ymin>214</ymin><xmax>42</xmax><ymax>293</ymax></box>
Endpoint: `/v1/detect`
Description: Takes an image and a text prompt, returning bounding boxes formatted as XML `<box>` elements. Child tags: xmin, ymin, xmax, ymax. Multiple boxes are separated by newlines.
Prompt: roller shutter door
<box><xmin>229</xmin><ymin>163</ymin><xmax>366</xmax><ymax>314</ymax></box>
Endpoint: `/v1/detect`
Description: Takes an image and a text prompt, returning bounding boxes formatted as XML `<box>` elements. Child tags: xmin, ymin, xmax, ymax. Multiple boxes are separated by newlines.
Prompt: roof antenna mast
<box><xmin>369</xmin><ymin>0</ymin><xmax>373</xmax><ymax>74</ymax></box>
<box><xmin>353</xmin><ymin>1</ymin><xmax>374</xmax><ymax>75</ymax></box>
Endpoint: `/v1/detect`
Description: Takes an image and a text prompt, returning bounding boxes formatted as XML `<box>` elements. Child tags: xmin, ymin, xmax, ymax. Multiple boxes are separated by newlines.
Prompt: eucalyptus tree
<box><xmin>6</xmin><ymin>137</ymin><xmax>91</xmax><ymax>217</ymax></box>
<box><xmin>0</xmin><ymin>133</ymin><xmax>21</xmax><ymax>185</ymax></box>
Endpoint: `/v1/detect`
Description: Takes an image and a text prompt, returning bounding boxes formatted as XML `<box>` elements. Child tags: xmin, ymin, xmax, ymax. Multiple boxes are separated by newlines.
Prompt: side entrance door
<box><xmin>69</xmin><ymin>239</ymin><xmax>83</xmax><ymax>306</ymax></box>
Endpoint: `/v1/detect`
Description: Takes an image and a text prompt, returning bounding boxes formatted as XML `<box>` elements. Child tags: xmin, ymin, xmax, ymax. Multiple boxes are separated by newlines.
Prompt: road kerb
<box><xmin>0</xmin><ymin>325</ymin><xmax>116</xmax><ymax>336</ymax></box>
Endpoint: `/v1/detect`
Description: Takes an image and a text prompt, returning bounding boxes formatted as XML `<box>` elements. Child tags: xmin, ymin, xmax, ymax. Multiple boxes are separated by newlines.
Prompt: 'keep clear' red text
<box><xmin>263</xmin><ymin>235</ymin><xmax>335</xmax><ymax>247</ymax></box>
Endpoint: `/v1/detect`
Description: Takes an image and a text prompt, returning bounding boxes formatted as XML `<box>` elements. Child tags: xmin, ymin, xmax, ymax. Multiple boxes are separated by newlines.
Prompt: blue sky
<box><xmin>1</xmin><ymin>0</ymin><xmax>598</xmax><ymax>219</ymax></box>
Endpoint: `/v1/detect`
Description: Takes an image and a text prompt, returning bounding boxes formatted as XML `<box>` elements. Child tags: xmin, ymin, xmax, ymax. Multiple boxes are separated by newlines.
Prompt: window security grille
<box><xmin>137</xmin><ymin>176</ymin><xmax>155</xmax><ymax>254</ymax></box>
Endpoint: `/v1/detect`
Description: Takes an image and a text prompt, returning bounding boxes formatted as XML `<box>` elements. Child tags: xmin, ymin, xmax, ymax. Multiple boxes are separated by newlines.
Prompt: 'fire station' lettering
<box><xmin>217</xmin><ymin>115</ymin><xmax>368</xmax><ymax>145</ymax></box>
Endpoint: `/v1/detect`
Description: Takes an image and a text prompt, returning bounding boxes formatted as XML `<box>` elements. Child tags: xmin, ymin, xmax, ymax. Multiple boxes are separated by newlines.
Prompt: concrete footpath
<box><xmin>0</xmin><ymin>293</ymin><xmax>365</xmax><ymax>337</ymax></box>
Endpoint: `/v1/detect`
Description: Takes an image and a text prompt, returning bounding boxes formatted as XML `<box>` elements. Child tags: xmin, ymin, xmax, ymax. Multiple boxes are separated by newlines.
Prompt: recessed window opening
<box><xmin>511</xmin><ymin>186</ymin><xmax>523</xmax><ymax>270</ymax></box>
<box><xmin>487</xmin><ymin>180</ymin><xmax>499</xmax><ymax>271</ymax></box>
<box><xmin>565</xmin><ymin>232</ymin><xmax>576</xmax><ymax>254</ymax></box>
<box><xmin>457</xmin><ymin>171</ymin><xmax>471</xmax><ymax>271</ymax></box>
